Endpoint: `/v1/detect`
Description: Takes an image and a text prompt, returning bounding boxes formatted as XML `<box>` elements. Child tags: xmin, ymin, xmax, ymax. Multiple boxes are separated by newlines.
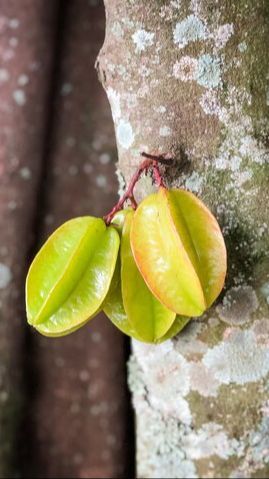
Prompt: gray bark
<box><xmin>97</xmin><ymin>1</ymin><xmax>269</xmax><ymax>477</ymax></box>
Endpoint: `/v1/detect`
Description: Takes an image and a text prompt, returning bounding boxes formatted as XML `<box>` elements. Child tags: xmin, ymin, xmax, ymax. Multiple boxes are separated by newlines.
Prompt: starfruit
<box><xmin>104</xmin><ymin>251</ymin><xmax>190</xmax><ymax>343</ymax></box>
<box><xmin>104</xmin><ymin>210</ymin><xmax>184</xmax><ymax>343</ymax></box>
<box><xmin>131</xmin><ymin>187</ymin><xmax>227</xmax><ymax>317</ymax></box>
<box><xmin>156</xmin><ymin>315</ymin><xmax>190</xmax><ymax>343</ymax></box>
<box><xmin>103</xmin><ymin>256</ymin><xmax>144</xmax><ymax>341</ymax></box>
<box><xmin>26</xmin><ymin>217</ymin><xmax>119</xmax><ymax>336</ymax></box>
<box><xmin>103</xmin><ymin>210</ymin><xmax>143</xmax><ymax>340</ymax></box>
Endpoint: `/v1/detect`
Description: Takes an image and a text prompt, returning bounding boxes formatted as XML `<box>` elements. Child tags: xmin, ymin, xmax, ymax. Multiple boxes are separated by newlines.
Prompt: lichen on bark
<box><xmin>97</xmin><ymin>0</ymin><xmax>269</xmax><ymax>477</ymax></box>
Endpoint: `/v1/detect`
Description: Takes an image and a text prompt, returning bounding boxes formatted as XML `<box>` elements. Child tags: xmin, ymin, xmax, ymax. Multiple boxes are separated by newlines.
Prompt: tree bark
<box><xmin>97</xmin><ymin>0</ymin><xmax>269</xmax><ymax>477</ymax></box>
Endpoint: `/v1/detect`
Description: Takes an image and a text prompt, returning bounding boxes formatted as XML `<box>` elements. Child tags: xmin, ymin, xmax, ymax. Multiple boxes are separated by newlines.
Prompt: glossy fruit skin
<box><xmin>121</xmin><ymin>210</ymin><xmax>176</xmax><ymax>342</ymax></box>
<box><xmin>103</xmin><ymin>210</ymin><xmax>143</xmax><ymax>340</ymax></box>
<box><xmin>104</xmin><ymin>257</ymin><xmax>189</xmax><ymax>343</ymax></box>
<box><xmin>131</xmin><ymin>187</ymin><xmax>227</xmax><ymax>317</ymax></box>
<box><xmin>104</xmin><ymin>210</ymin><xmax>189</xmax><ymax>343</ymax></box>
<box><xmin>155</xmin><ymin>315</ymin><xmax>190</xmax><ymax>343</ymax></box>
<box><xmin>26</xmin><ymin>216</ymin><xmax>119</xmax><ymax>336</ymax></box>
<box><xmin>103</xmin><ymin>257</ymin><xmax>144</xmax><ymax>341</ymax></box>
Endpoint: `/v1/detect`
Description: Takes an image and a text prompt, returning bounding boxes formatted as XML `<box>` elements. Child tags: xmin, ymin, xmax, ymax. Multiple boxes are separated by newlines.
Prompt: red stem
<box><xmin>104</xmin><ymin>152</ymin><xmax>173</xmax><ymax>225</ymax></box>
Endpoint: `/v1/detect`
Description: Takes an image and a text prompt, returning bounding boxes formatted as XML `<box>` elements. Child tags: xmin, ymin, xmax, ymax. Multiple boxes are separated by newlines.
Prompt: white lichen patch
<box><xmin>217</xmin><ymin>285</ymin><xmax>258</xmax><ymax>326</ymax></box>
<box><xmin>203</xmin><ymin>329</ymin><xmax>269</xmax><ymax>385</ymax></box>
<box><xmin>238</xmin><ymin>41</ymin><xmax>247</xmax><ymax>53</ymax></box>
<box><xmin>0</xmin><ymin>263</ymin><xmax>12</xmax><ymax>289</ymax></box>
<box><xmin>240</xmin><ymin>134</ymin><xmax>268</xmax><ymax>165</ymax></box>
<box><xmin>124</xmin><ymin>92</ymin><xmax>138</xmax><ymax>109</ymax></box>
<box><xmin>185</xmin><ymin>171</ymin><xmax>203</xmax><ymax>193</ymax></box>
<box><xmin>183</xmin><ymin>423</ymin><xmax>242</xmax><ymax>460</ymax></box>
<box><xmin>133</xmin><ymin>340</ymin><xmax>192</xmax><ymax>423</ymax></box>
<box><xmin>229</xmin><ymin>155</ymin><xmax>242</xmax><ymax>172</ymax></box>
<box><xmin>189</xmin><ymin>362</ymin><xmax>220</xmax><ymax>397</ymax></box>
<box><xmin>251</xmin><ymin>319</ymin><xmax>269</xmax><ymax>346</ymax></box>
<box><xmin>213</xmin><ymin>23</ymin><xmax>234</xmax><ymax>49</ymax></box>
<box><xmin>159</xmin><ymin>125</ymin><xmax>172</xmax><ymax>137</ymax></box>
<box><xmin>195</xmin><ymin>54</ymin><xmax>222</xmax><ymax>89</ymax></box>
<box><xmin>116</xmin><ymin>119</ymin><xmax>135</xmax><ymax>149</ymax></box>
<box><xmin>173</xmin><ymin>56</ymin><xmax>198</xmax><ymax>81</ymax></box>
<box><xmin>155</xmin><ymin>105</ymin><xmax>166</xmax><ymax>114</ymax></box>
<box><xmin>116</xmin><ymin>168</ymin><xmax>126</xmax><ymax>197</ymax></box>
<box><xmin>174</xmin><ymin>321</ymin><xmax>207</xmax><ymax>359</ymax></box>
<box><xmin>107</xmin><ymin>87</ymin><xmax>121</xmax><ymax>121</ymax></box>
<box><xmin>132</xmin><ymin>29</ymin><xmax>155</xmax><ymax>52</ymax></box>
<box><xmin>150</xmin><ymin>393</ymin><xmax>192</xmax><ymax>425</ymax></box>
<box><xmin>134</xmin><ymin>401</ymin><xmax>198</xmax><ymax>479</ymax></box>
<box><xmin>208</xmin><ymin>84</ymin><xmax>268</xmax><ymax>204</ymax></box>
<box><xmin>199</xmin><ymin>90</ymin><xmax>221</xmax><ymax>116</ymax></box>
<box><xmin>173</xmin><ymin>15</ymin><xmax>207</xmax><ymax>49</ymax></box>
<box><xmin>111</xmin><ymin>21</ymin><xmax>124</xmax><ymax>39</ymax></box>
<box><xmin>208</xmin><ymin>317</ymin><xmax>220</xmax><ymax>327</ymax></box>
<box><xmin>231</xmin><ymin>415</ymin><xmax>269</xmax><ymax>477</ymax></box>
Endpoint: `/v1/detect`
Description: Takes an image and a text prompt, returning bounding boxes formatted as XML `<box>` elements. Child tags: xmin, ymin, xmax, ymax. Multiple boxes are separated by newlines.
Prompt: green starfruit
<box><xmin>131</xmin><ymin>187</ymin><xmax>227</xmax><ymax>317</ymax></box>
<box><xmin>104</xmin><ymin>254</ymin><xmax>190</xmax><ymax>342</ymax></box>
<box><xmin>26</xmin><ymin>216</ymin><xmax>119</xmax><ymax>336</ymax></box>
<box><xmin>156</xmin><ymin>315</ymin><xmax>191</xmax><ymax>343</ymax></box>
<box><xmin>103</xmin><ymin>210</ymin><xmax>143</xmax><ymax>340</ymax></box>
<box><xmin>104</xmin><ymin>210</ymin><xmax>186</xmax><ymax>343</ymax></box>
<box><xmin>121</xmin><ymin>210</ymin><xmax>176</xmax><ymax>342</ymax></box>
<box><xmin>103</xmin><ymin>256</ymin><xmax>144</xmax><ymax>341</ymax></box>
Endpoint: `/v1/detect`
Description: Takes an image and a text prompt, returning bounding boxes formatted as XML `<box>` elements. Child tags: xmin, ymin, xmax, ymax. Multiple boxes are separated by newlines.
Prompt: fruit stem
<box><xmin>104</xmin><ymin>152</ymin><xmax>173</xmax><ymax>225</ymax></box>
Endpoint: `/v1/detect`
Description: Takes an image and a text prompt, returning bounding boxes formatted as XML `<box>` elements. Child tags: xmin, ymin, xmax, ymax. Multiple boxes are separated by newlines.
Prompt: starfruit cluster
<box><xmin>26</xmin><ymin>187</ymin><xmax>227</xmax><ymax>343</ymax></box>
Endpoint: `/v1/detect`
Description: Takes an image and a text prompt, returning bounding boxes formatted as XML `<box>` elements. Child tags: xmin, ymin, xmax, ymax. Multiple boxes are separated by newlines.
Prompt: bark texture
<box><xmin>98</xmin><ymin>1</ymin><xmax>269</xmax><ymax>477</ymax></box>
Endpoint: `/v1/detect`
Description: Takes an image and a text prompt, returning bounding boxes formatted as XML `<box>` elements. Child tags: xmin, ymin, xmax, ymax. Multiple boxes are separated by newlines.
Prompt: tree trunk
<box><xmin>97</xmin><ymin>1</ymin><xmax>269</xmax><ymax>477</ymax></box>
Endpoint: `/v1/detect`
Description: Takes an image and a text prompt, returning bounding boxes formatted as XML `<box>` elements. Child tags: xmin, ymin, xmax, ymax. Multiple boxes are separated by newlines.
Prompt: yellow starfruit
<box><xmin>131</xmin><ymin>187</ymin><xmax>227</xmax><ymax>317</ymax></box>
<box><xmin>121</xmin><ymin>210</ymin><xmax>176</xmax><ymax>342</ymax></box>
<box><xmin>104</xmin><ymin>210</ymin><xmax>185</xmax><ymax>343</ymax></box>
